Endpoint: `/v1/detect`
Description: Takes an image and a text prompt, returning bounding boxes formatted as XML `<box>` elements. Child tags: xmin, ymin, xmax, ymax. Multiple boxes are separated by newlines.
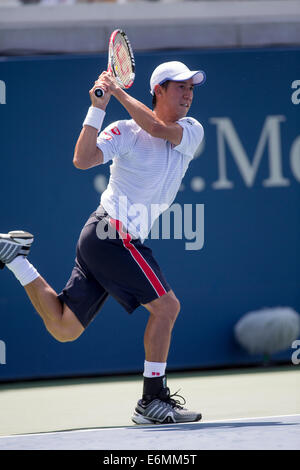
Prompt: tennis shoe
<box><xmin>0</xmin><ymin>231</ymin><xmax>34</xmax><ymax>269</ymax></box>
<box><xmin>131</xmin><ymin>387</ymin><xmax>202</xmax><ymax>425</ymax></box>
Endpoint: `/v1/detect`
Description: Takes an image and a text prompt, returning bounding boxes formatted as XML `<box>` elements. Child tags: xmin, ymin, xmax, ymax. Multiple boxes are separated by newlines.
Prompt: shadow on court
<box><xmin>27</xmin><ymin>419</ymin><xmax>297</xmax><ymax>435</ymax></box>
<box><xmin>131</xmin><ymin>420</ymin><xmax>298</xmax><ymax>433</ymax></box>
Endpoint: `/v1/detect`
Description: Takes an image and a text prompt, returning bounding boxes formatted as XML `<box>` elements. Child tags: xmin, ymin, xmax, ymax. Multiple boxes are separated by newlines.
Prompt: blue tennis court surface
<box><xmin>0</xmin><ymin>414</ymin><xmax>299</xmax><ymax>450</ymax></box>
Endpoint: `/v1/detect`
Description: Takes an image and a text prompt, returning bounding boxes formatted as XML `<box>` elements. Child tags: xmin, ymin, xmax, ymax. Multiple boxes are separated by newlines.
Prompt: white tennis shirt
<box><xmin>96</xmin><ymin>117</ymin><xmax>204</xmax><ymax>241</ymax></box>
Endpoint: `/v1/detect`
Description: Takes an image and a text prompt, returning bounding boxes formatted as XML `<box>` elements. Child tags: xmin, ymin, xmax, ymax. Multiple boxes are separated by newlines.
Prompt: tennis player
<box><xmin>0</xmin><ymin>61</ymin><xmax>205</xmax><ymax>425</ymax></box>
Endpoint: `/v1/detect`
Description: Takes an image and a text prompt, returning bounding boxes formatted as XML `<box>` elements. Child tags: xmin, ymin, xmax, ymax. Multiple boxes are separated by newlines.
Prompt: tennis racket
<box><xmin>94</xmin><ymin>29</ymin><xmax>135</xmax><ymax>98</ymax></box>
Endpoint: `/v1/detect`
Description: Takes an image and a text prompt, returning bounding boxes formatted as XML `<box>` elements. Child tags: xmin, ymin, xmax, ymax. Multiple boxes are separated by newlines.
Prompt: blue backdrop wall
<box><xmin>0</xmin><ymin>47</ymin><xmax>299</xmax><ymax>381</ymax></box>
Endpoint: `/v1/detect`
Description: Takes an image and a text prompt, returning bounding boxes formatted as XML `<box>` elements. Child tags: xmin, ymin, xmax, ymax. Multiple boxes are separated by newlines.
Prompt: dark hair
<box><xmin>152</xmin><ymin>81</ymin><xmax>170</xmax><ymax>109</ymax></box>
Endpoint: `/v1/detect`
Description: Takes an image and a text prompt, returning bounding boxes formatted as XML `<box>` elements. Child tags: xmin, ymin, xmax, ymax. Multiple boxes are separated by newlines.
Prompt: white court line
<box><xmin>201</xmin><ymin>413</ymin><xmax>300</xmax><ymax>424</ymax></box>
<box><xmin>0</xmin><ymin>413</ymin><xmax>299</xmax><ymax>440</ymax></box>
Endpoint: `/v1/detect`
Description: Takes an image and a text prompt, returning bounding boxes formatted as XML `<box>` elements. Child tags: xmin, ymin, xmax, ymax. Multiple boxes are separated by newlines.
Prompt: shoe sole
<box><xmin>8</xmin><ymin>231</ymin><xmax>34</xmax><ymax>244</ymax></box>
<box><xmin>0</xmin><ymin>231</ymin><xmax>34</xmax><ymax>269</ymax></box>
<box><xmin>0</xmin><ymin>231</ymin><xmax>34</xmax><ymax>243</ymax></box>
<box><xmin>131</xmin><ymin>412</ymin><xmax>156</xmax><ymax>425</ymax></box>
<box><xmin>131</xmin><ymin>411</ymin><xmax>202</xmax><ymax>425</ymax></box>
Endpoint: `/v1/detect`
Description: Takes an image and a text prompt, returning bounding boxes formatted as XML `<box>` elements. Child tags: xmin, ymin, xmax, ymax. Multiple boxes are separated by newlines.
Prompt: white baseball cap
<box><xmin>150</xmin><ymin>61</ymin><xmax>206</xmax><ymax>95</ymax></box>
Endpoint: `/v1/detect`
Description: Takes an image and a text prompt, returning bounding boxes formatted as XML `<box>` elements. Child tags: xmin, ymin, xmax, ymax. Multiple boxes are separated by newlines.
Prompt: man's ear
<box><xmin>154</xmin><ymin>84</ymin><xmax>162</xmax><ymax>97</ymax></box>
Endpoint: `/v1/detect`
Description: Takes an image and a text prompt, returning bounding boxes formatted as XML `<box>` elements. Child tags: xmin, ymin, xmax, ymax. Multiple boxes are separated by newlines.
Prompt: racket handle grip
<box><xmin>94</xmin><ymin>88</ymin><xmax>105</xmax><ymax>98</ymax></box>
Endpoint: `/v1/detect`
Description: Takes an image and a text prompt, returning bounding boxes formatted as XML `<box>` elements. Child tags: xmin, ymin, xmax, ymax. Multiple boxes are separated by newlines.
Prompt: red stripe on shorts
<box><xmin>109</xmin><ymin>218</ymin><xmax>167</xmax><ymax>298</ymax></box>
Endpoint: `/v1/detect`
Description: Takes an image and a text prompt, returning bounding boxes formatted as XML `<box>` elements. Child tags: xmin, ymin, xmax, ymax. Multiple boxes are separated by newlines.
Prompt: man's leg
<box><xmin>143</xmin><ymin>290</ymin><xmax>180</xmax><ymax>363</ymax></box>
<box><xmin>140</xmin><ymin>290</ymin><xmax>179</xmax><ymax>400</ymax></box>
<box><xmin>0</xmin><ymin>230</ymin><xmax>84</xmax><ymax>342</ymax></box>
<box><xmin>132</xmin><ymin>290</ymin><xmax>202</xmax><ymax>424</ymax></box>
<box><xmin>24</xmin><ymin>276</ymin><xmax>84</xmax><ymax>342</ymax></box>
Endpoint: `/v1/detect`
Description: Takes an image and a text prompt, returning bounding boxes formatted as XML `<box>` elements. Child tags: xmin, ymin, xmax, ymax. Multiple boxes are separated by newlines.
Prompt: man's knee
<box><xmin>166</xmin><ymin>293</ymin><xmax>180</xmax><ymax>318</ymax></box>
<box><xmin>169</xmin><ymin>295</ymin><xmax>181</xmax><ymax>322</ymax></box>
<box><xmin>145</xmin><ymin>291</ymin><xmax>181</xmax><ymax>323</ymax></box>
<box><xmin>55</xmin><ymin>327</ymin><xmax>83</xmax><ymax>343</ymax></box>
<box><xmin>55</xmin><ymin>305</ymin><xmax>85</xmax><ymax>343</ymax></box>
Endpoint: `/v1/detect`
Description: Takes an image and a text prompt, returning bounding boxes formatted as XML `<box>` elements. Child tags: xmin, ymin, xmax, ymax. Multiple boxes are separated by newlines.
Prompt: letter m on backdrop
<box><xmin>210</xmin><ymin>116</ymin><xmax>290</xmax><ymax>189</ymax></box>
<box><xmin>0</xmin><ymin>80</ymin><xmax>6</xmax><ymax>104</ymax></box>
<box><xmin>0</xmin><ymin>340</ymin><xmax>6</xmax><ymax>365</ymax></box>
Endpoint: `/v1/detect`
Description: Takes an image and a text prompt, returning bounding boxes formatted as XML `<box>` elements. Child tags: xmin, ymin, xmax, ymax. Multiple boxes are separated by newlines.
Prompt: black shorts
<box><xmin>57</xmin><ymin>207</ymin><xmax>171</xmax><ymax>328</ymax></box>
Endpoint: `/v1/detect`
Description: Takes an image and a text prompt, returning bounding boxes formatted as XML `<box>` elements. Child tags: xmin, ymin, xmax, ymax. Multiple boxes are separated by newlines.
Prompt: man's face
<box><xmin>159</xmin><ymin>78</ymin><xmax>194</xmax><ymax>119</ymax></box>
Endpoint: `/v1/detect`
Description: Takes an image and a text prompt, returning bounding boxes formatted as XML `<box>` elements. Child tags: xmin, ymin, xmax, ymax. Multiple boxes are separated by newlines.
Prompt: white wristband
<box><xmin>83</xmin><ymin>106</ymin><xmax>105</xmax><ymax>131</ymax></box>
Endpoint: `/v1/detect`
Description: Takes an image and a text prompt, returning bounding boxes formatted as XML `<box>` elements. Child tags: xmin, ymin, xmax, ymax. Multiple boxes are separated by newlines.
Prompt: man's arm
<box><xmin>101</xmin><ymin>72</ymin><xmax>183</xmax><ymax>146</ymax></box>
<box><xmin>73</xmin><ymin>77</ymin><xmax>111</xmax><ymax>170</ymax></box>
<box><xmin>113</xmin><ymin>88</ymin><xmax>183</xmax><ymax>146</ymax></box>
<box><xmin>73</xmin><ymin>126</ymin><xmax>103</xmax><ymax>170</ymax></box>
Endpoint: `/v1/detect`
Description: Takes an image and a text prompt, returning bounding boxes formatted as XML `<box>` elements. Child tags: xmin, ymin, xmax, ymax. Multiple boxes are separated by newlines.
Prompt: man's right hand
<box><xmin>89</xmin><ymin>73</ymin><xmax>112</xmax><ymax>110</ymax></box>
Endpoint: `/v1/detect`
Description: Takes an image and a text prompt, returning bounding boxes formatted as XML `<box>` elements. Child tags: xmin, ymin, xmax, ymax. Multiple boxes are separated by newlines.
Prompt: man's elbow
<box><xmin>73</xmin><ymin>157</ymin><xmax>86</xmax><ymax>170</ymax></box>
<box><xmin>73</xmin><ymin>153</ymin><xmax>103</xmax><ymax>170</ymax></box>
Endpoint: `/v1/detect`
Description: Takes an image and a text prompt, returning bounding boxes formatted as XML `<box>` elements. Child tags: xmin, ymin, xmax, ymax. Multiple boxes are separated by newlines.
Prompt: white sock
<box><xmin>6</xmin><ymin>256</ymin><xmax>40</xmax><ymax>287</ymax></box>
<box><xmin>143</xmin><ymin>360</ymin><xmax>167</xmax><ymax>378</ymax></box>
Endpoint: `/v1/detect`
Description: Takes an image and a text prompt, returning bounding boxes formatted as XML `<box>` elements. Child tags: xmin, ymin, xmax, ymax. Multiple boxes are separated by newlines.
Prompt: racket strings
<box><xmin>112</xmin><ymin>35</ymin><xmax>134</xmax><ymax>87</ymax></box>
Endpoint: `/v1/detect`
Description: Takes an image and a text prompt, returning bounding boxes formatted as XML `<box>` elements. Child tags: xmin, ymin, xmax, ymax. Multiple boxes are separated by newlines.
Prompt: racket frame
<box><xmin>95</xmin><ymin>29</ymin><xmax>135</xmax><ymax>98</ymax></box>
